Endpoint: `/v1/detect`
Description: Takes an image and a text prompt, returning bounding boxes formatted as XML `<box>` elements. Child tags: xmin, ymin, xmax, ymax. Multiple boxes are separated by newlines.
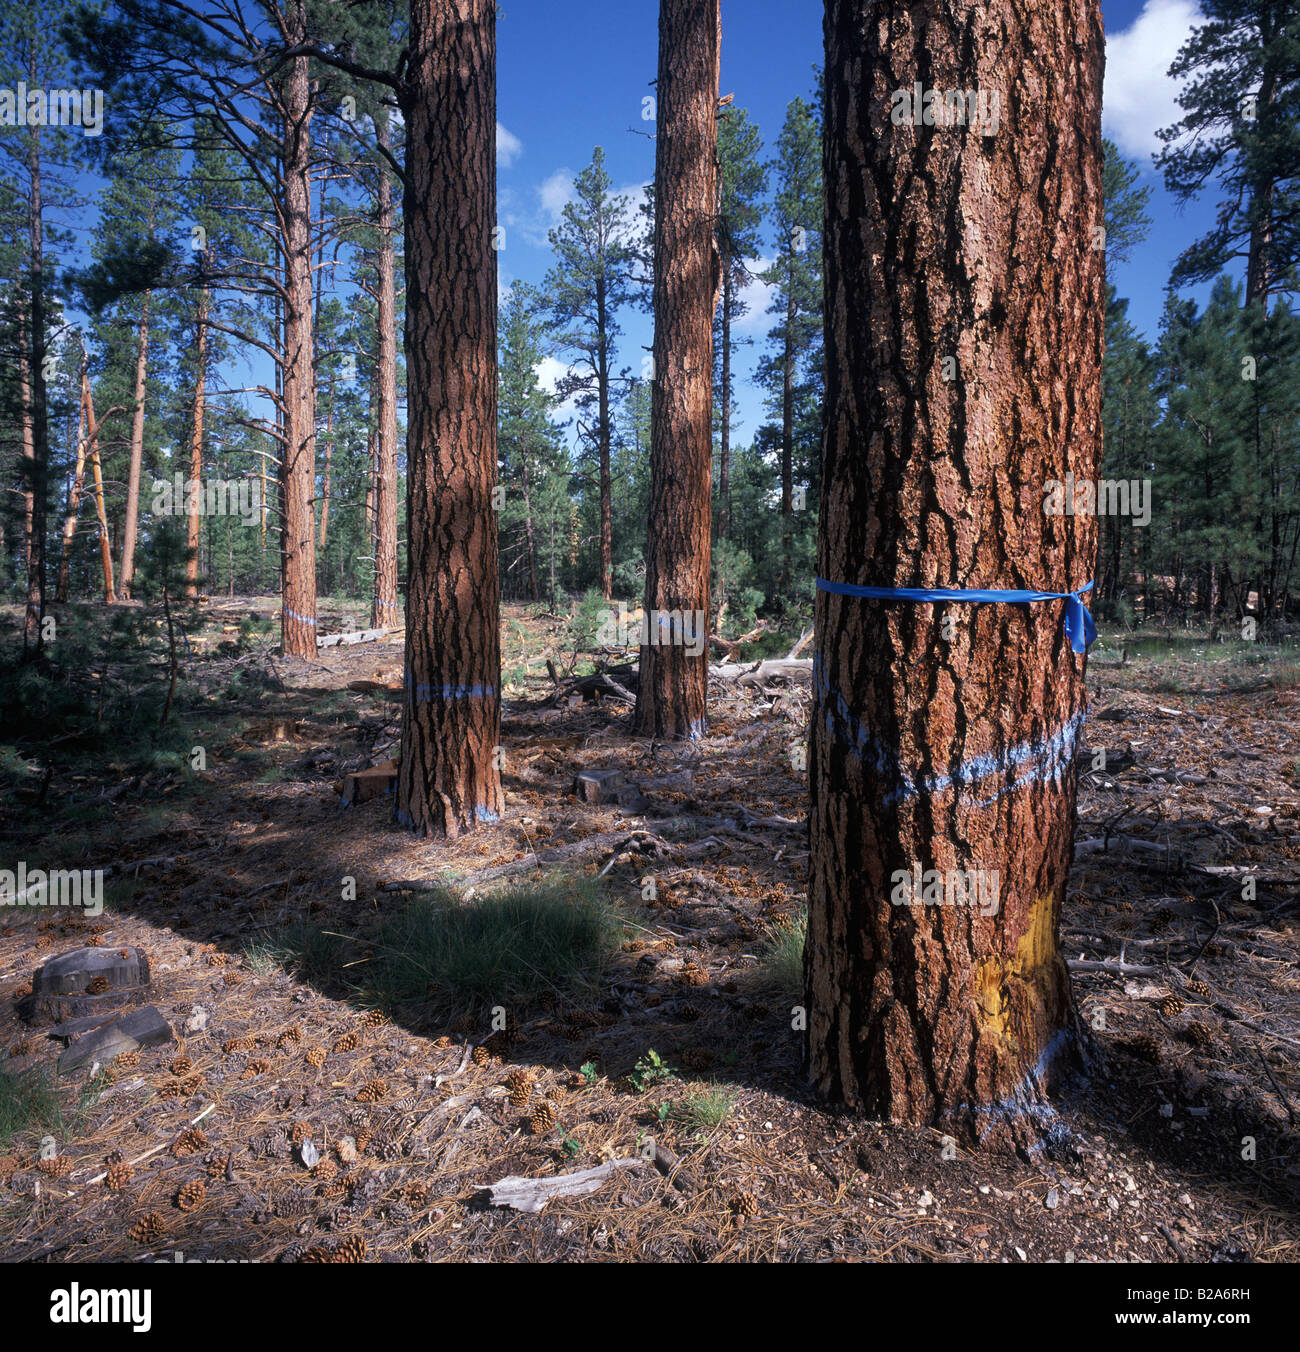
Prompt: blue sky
<box><xmin>495</xmin><ymin>0</ymin><xmax>1221</xmax><ymax>446</ymax></box>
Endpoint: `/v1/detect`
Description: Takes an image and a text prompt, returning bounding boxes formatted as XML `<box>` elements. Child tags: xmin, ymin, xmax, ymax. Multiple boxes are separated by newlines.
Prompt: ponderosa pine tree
<box><xmin>544</xmin><ymin>149</ymin><xmax>634</xmax><ymax>600</ymax></box>
<box><xmin>633</xmin><ymin>0</ymin><xmax>719</xmax><ymax>741</ymax></box>
<box><xmin>714</xmin><ymin>106</ymin><xmax>766</xmax><ymax>541</ymax></box>
<box><xmin>808</xmin><ymin>0</ymin><xmax>1105</xmax><ymax>1137</ymax></box>
<box><xmin>395</xmin><ymin>0</ymin><xmax>502</xmax><ymax>836</ymax></box>
<box><xmin>1156</xmin><ymin>0</ymin><xmax>1300</xmax><ymax>310</ymax></box>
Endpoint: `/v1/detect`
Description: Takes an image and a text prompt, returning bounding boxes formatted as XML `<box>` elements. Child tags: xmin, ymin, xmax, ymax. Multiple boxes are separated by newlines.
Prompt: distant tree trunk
<box><xmin>396</xmin><ymin>0</ymin><xmax>503</xmax><ymax>837</ymax></box>
<box><xmin>279</xmin><ymin>43</ymin><xmax>318</xmax><ymax>658</ymax></box>
<box><xmin>117</xmin><ymin>291</ymin><xmax>151</xmax><ymax>603</ymax></box>
<box><xmin>779</xmin><ymin>289</ymin><xmax>794</xmax><ymax>580</ymax></box>
<box><xmin>86</xmin><ymin>372</ymin><xmax>115</xmax><ymax>605</ymax></box>
<box><xmin>633</xmin><ymin>0</ymin><xmax>719</xmax><ymax>741</ymax></box>
<box><xmin>18</xmin><ymin>309</ymin><xmax>35</xmax><ymax>579</ymax></box>
<box><xmin>807</xmin><ymin>0</ymin><xmax>1104</xmax><ymax>1139</ymax></box>
<box><xmin>318</xmin><ymin>400</ymin><xmax>333</xmax><ymax>551</ymax></box>
<box><xmin>23</xmin><ymin>119</ymin><xmax>49</xmax><ymax>654</ymax></box>
<box><xmin>56</xmin><ymin>365</ymin><xmax>90</xmax><ymax>605</ymax></box>
<box><xmin>372</xmin><ymin>111</ymin><xmax>401</xmax><ymax>630</ymax></box>
<box><xmin>185</xmin><ymin>288</ymin><xmax>209</xmax><ymax>599</ymax></box>
<box><xmin>718</xmin><ymin>266</ymin><xmax>732</xmax><ymax>540</ymax></box>
<box><xmin>597</xmin><ymin>290</ymin><xmax>613</xmax><ymax>599</ymax></box>
<box><xmin>520</xmin><ymin>438</ymin><xmax>541</xmax><ymax>602</ymax></box>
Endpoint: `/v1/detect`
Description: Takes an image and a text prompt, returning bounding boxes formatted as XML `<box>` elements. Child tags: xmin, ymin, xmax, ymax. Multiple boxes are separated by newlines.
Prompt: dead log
<box><xmin>478</xmin><ymin>1157</ymin><xmax>646</xmax><ymax>1212</ymax></box>
<box><xmin>709</xmin><ymin>658</ymin><xmax>812</xmax><ymax>685</ymax></box>
<box><xmin>316</xmin><ymin>625</ymin><xmax>403</xmax><ymax>649</ymax></box>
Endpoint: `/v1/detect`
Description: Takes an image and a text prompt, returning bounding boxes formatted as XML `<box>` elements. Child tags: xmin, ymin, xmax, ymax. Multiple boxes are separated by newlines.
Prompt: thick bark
<box><xmin>396</xmin><ymin>0</ymin><xmax>503</xmax><ymax>838</ymax></box>
<box><xmin>279</xmin><ymin>43</ymin><xmax>318</xmax><ymax>658</ymax></box>
<box><xmin>807</xmin><ymin>0</ymin><xmax>1104</xmax><ymax>1138</ymax></box>
<box><xmin>185</xmin><ymin>289</ymin><xmax>209</xmax><ymax>599</ymax></box>
<box><xmin>633</xmin><ymin>0</ymin><xmax>719</xmax><ymax>741</ymax></box>
<box><xmin>372</xmin><ymin>111</ymin><xmax>401</xmax><ymax>630</ymax></box>
<box><xmin>117</xmin><ymin>291</ymin><xmax>151</xmax><ymax>602</ymax></box>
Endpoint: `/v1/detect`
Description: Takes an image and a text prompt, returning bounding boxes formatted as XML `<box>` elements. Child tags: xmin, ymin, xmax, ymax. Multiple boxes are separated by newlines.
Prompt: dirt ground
<box><xmin>1</xmin><ymin>599</ymin><xmax>1297</xmax><ymax>1263</ymax></box>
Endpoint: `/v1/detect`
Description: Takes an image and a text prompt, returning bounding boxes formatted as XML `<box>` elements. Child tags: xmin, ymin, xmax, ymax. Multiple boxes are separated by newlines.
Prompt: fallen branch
<box><xmin>478</xmin><ymin>1157</ymin><xmax>646</xmax><ymax>1212</ymax></box>
<box><xmin>316</xmin><ymin>625</ymin><xmax>402</xmax><ymax>649</ymax></box>
<box><xmin>709</xmin><ymin>657</ymin><xmax>812</xmax><ymax>685</ymax></box>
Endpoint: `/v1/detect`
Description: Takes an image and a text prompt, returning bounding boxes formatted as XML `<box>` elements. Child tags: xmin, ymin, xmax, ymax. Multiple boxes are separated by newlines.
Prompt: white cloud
<box><xmin>733</xmin><ymin>256</ymin><xmax>776</xmax><ymax>335</ymax></box>
<box><xmin>496</xmin><ymin>122</ymin><xmax>523</xmax><ymax>168</ymax></box>
<box><xmin>539</xmin><ymin>169</ymin><xmax>575</xmax><ymax>220</ymax></box>
<box><xmin>535</xmin><ymin>356</ymin><xmax>580</xmax><ymax>422</ymax></box>
<box><xmin>1103</xmin><ymin>0</ymin><xmax>1200</xmax><ymax>160</ymax></box>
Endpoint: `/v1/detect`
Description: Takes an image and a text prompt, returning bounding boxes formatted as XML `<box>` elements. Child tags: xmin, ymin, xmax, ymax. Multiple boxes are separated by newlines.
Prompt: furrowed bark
<box><xmin>396</xmin><ymin>0</ymin><xmax>503</xmax><ymax>838</ymax></box>
<box><xmin>372</xmin><ymin>109</ymin><xmax>400</xmax><ymax>630</ymax></box>
<box><xmin>808</xmin><ymin>0</ymin><xmax>1105</xmax><ymax>1142</ymax></box>
<box><xmin>633</xmin><ymin>0</ymin><xmax>720</xmax><ymax>741</ymax></box>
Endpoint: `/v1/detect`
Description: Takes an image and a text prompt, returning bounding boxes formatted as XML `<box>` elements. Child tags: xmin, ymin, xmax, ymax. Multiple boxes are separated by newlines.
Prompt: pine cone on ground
<box><xmin>729</xmin><ymin>1192</ymin><xmax>759</xmax><ymax>1218</ymax></box>
<box><xmin>1186</xmin><ymin>979</ymin><xmax>1212</xmax><ymax>999</ymax></box>
<box><xmin>222</xmin><ymin>1036</ymin><xmax>253</xmax><ymax>1055</ymax></box>
<box><xmin>105</xmin><ymin>1149</ymin><xmax>125</xmax><ymax>1166</ymax></box>
<box><xmin>171</xmin><ymin>1129</ymin><xmax>208</xmax><ymax>1157</ymax></box>
<box><xmin>117</xmin><ymin>1051</ymin><xmax>140</xmax><ymax>1069</ymax></box>
<box><xmin>86</xmin><ymin>976</ymin><xmax>109</xmax><ymax>994</ymax></box>
<box><xmin>1128</xmin><ymin>1034</ymin><xmax>1162</xmax><ymax>1063</ymax></box>
<box><xmin>471</xmin><ymin>1045</ymin><xmax>491</xmax><ymax>1067</ymax></box>
<box><xmin>305</xmin><ymin>1046</ymin><xmax>326</xmax><ymax>1067</ymax></box>
<box><xmin>242</xmin><ymin>1058</ymin><xmax>270</xmax><ymax>1078</ymax></box>
<box><xmin>206</xmin><ymin>953</ymin><xmax>228</xmax><ymax>967</ymax></box>
<box><xmin>508</xmin><ymin>1079</ymin><xmax>533</xmax><ymax>1107</ymax></box>
<box><xmin>406</xmin><ymin>1180</ymin><xmax>430</xmax><ymax>1207</ymax></box>
<box><xmin>180</xmin><ymin>1075</ymin><xmax>204</xmax><ymax>1095</ymax></box>
<box><xmin>432</xmin><ymin>1035</ymin><xmax>453</xmax><ymax>1050</ymax></box>
<box><xmin>176</xmin><ymin>1180</ymin><xmax>206</xmax><ymax>1211</ymax></box>
<box><xmin>223</xmin><ymin>970</ymin><xmax>243</xmax><ymax>987</ymax></box>
<box><xmin>1</xmin><ymin>1155</ymin><xmax>24</xmax><ymax>1179</ymax></box>
<box><xmin>331</xmin><ymin>1236</ymin><xmax>366</xmax><ymax>1263</ymax></box>
<box><xmin>9</xmin><ymin>1038</ymin><xmax>35</xmax><ymax>1057</ymax></box>
<box><xmin>128</xmin><ymin>1212</ymin><xmax>164</xmax><ymax>1243</ymax></box>
<box><xmin>290</xmin><ymin>1121</ymin><xmax>310</xmax><ymax>1145</ymax></box>
<box><xmin>679</xmin><ymin>1004</ymin><xmax>702</xmax><ymax>1022</ymax></box>
<box><xmin>298</xmin><ymin>1246</ymin><xmax>331</xmax><ymax>1263</ymax></box>
<box><xmin>361</xmin><ymin>1010</ymin><xmax>387</xmax><ymax>1028</ymax></box>
<box><xmin>1159</xmin><ymin>996</ymin><xmax>1185</xmax><ymax>1018</ymax></box>
<box><xmin>565</xmin><ymin>1070</ymin><xmax>588</xmax><ymax>1089</ymax></box>
<box><xmin>37</xmin><ymin>1156</ymin><xmax>72</xmax><ymax>1176</ymax></box>
<box><xmin>356</xmin><ymin>1078</ymin><xmax>387</xmax><ymax>1103</ymax></box>
<box><xmin>170</xmin><ymin>1056</ymin><xmax>193</xmax><ymax>1076</ymax></box>
<box><xmin>105</xmin><ymin>1163</ymin><xmax>133</xmax><ymax>1190</ymax></box>
<box><xmin>277</xmin><ymin>1026</ymin><xmax>303</xmax><ymax>1047</ymax></box>
<box><xmin>355</xmin><ymin>1129</ymin><xmax>374</xmax><ymax>1154</ymax></box>
<box><xmin>205</xmin><ymin>1152</ymin><xmax>231</xmax><ymax>1180</ymax></box>
<box><xmin>450</xmin><ymin>1014</ymin><xmax>476</xmax><ymax>1036</ymax></box>
<box><xmin>1187</xmin><ymin>1021</ymin><xmax>1214</xmax><ymax>1049</ymax></box>
<box><xmin>333</xmin><ymin>1032</ymin><xmax>359</xmax><ymax>1054</ymax></box>
<box><xmin>529</xmin><ymin>1101</ymin><xmax>557</xmax><ymax>1134</ymax></box>
<box><xmin>311</xmin><ymin>1158</ymin><xmax>338</xmax><ymax>1180</ymax></box>
<box><xmin>681</xmin><ymin>1046</ymin><xmax>713</xmax><ymax>1071</ymax></box>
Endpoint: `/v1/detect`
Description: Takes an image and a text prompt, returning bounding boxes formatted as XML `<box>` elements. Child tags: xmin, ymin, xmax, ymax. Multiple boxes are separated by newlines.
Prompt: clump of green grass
<box><xmin>0</xmin><ymin>1068</ymin><xmax>71</xmax><ymax>1148</ymax></box>
<box><xmin>671</xmin><ymin>1082</ymin><xmax>736</xmax><ymax>1132</ymax></box>
<box><xmin>263</xmin><ymin>923</ymin><xmax>352</xmax><ymax>988</ymax></box>
<box><xmin>755</xmin><ymin>909</ymin><xmax>806</xmax><ymax>997</ymax></box>
<box><xmin>365</xmin><ymin>875</ymin><xmax>623</xmax><ymax>1012</ymax></box>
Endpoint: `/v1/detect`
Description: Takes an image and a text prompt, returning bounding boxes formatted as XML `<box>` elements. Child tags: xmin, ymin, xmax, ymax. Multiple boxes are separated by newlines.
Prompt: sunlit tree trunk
<box><xmin>372</xmin><ymin>110</ymin><xmax>400</xmax><ymax>630</ymax></box>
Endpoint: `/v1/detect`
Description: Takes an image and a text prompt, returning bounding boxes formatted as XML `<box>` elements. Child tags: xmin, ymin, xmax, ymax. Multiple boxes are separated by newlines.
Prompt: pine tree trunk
<box><xmin>780</xmin><ymin>294</ymin><xmax>794</xmax><ymax>581</ymax></box>
<box><xmin>397</xmin><ymin>0</ymin><xmax>503</xmax><ymax>838</ymax></box>
<box><xmin>318</xmin><ymin>401</ymin><xmax>333</xmax><ymax>551</ymax></box>
<box><xmin>372</xmin><ymin>111</ymin><xmax>400</xmax><ymax>630</ymax></box>
<box><xmin>86</xmin><ymin>371</ymin><xmax>115</xmax><ymax>605</ymax></box>
<box><xmin>808</xmin><ymin>0</ymin><xmax>1105</xmax><ymax>1139</ymax></box>
<box><xmin>118</xmin><ymin>291</ymin><xmax>151</xmax><ymax>603</ymax></box>
<box><xmin>719</xmin><ymin>267</ymin><xmax>732</xmax><ymax>540</ymax></box>
<box><xmin>185</xmin><ymin>289</ymin><xmax>209</xmax><ymax>600</ymax></box>
<box><xmin>56</xmin><ymin>365</ymin><xmax>90</xmax><ymax>606</ymax></box>
<box><xmin>520</xmin><ymin>438</ymin><xmax>541</xmax><ymax>602</ymax></box>
<box><xmin>279</xmin><ymin>41</ymin><xmax>318</xmax><ymax>658</ymax></box>
<box><xmin>23</xmin><ymin>122</ymin><xmax>49</xmax><ymax>653</ymax></box>
<box><xmin>633</xmin><ymin>0</ymin><xmax>719</xmax><ymax>741</ymax></box>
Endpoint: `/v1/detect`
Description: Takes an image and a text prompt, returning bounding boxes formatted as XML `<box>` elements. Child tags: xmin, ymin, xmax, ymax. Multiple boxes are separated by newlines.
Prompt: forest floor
<box><xmin>1</xmin><ymin>597</ymin><xmax>1298</xmax><ymax>1263</ymax></box>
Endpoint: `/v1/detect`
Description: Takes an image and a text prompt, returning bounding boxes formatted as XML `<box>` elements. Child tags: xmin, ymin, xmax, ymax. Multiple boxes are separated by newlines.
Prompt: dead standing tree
<box><xmin>807</xmin><ymin>0</ymin><xmax>1105</xmax><ymax>1142</ymax></box>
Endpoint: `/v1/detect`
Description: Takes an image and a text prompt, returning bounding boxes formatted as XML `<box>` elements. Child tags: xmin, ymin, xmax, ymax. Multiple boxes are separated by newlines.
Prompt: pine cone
<box><xmin>242</xmin><ymin>1058</ymin><xmax>270</xmax><ymax>1078</ymax></box>
<box><xmin>355</xmin><ymin>1078</ymin><xmax>387</xmax><ymax>1103</ymax></box>
<box><xmin>528</xmin><ymin>1101</ymin><xmax>557</xmax><ymax>1133</ymax></box>
<box><xmin>355</xmin><ymin>1129</ymin><xmax>374</xmax><ymax>1154</ymax></box>
<box><xmin>331</xmin><ymin>1236</ymin><xmax>366</xmax><ymax>1263</ymax></box>
<box><xmin>206</xmin><ymin>953</ymin><xmax>229</xmax><ymax>967</ymax></box>
<box><xmin>172</xmin><ymin>1129</ymin><xmax>208</xmax><ymax>1157</ymax></box>
<box><xmin>311</xmin><ymin>1158</ymin><xmax>338</xmax><ymax>1181</ymax></box>
<box><xmin>87</xmin><ymin>975</ymin><xmax>109</xmax><ymax>995</ymax></box>
<box><xmin>9</xmin><ymin>1038</ymin><xmax>35</xmax><ymax>1057</ymax></box>
<box><xmin>85</xmin><ymin>934</ymin><xmax>105</xmax><ymax>946</ymax></box>
<box><xmin>305</xmin><ymin>1046</ymin><xmax>326</xmax><ymax>1067</ymax></box>
<box><xmin>0</xmin><ymin>1155</ymin><xmax>20</xmax><ymax>1179</ymax></box>
<box><xmin>679</xmin><ymin>1004</ymin><xmax>703</xmax><ymax>1022</ymax></box>
<box><xmin>450</xmin><ymin>1014</ymin><xmax>476</xmax><ymax>1035</ymax></box>
<box><xmin>505</xmin><ymin>1067</ymin><xmax>533</xmax><ymax>1092</ymax></box>
<box><xmin>681</xmin><ymin>1046</ymin><xmax>713</xmax><ymax>1071</ymax></box>
<box><xmin>1186</xmin><ymin>979</ymin><xmax>1212</xmax><ymax>999</ymax></box>
<box><xmin>471</xmin><ymin>1045</ymin><xmax>491</xmax><ymax>1067</ymax></box>
<box><xmin>37</xmin><ymin>1156</ymin><xmax>72</xmax><ymax>1176</ymax></box>
<box><xmin>105</xmin><ymin>1149</ymin><xmax>125</xmax><ymax>1166</ymax></box>
<box><xmin>180</xmin><ymin>1075</ymin><xmax>204</xmax><ymax>1095</ymax></box>
<box><xmin>508</xmin><ymin>1080</ymin><xmax>533</xmax><ymax>1107</ymax></box>
<box><xmin>565</xmin><ymin>1070</ymin><xmax>588</xmax><ymax>1089</ymax></box>
<box><xmin>361</xmin><ymin>1010</ymin><xmax>387</xmax><ymax>1028</ymax></box>
<box><xmin>277</xmin><ymin>1025</ymin><xmax>303</xmax><ymax>1047</ymax></box>
<box><xmin>290</xmin><ymin>1120</ymin><xmax>310</xmax><ymax>1145</ymax></box>
<box><xmin>316</xmin><ymin>1180</ymin><xmax>347</xmax><ymax>1200</ymax></box>
<box><xmin>175</xmin><ymin>1180</ymin><xmax>206</xmax><ymax>1211</ymax></box>
<box><xmin>170</xmin><ymin>1056</ymin><xmax>193</xmax><ymax>1076</ymax></box>
<box><xmin>729</xmin><ymin>1192</ymin><xmax>759</xmax><ymax>1218</ymax></box>
<box><xmin>1187</xmin><ymin>1021</ymin><xmax>1214</xmax><ymax>1049</ymax></box>
<box><xmin>116</xmin><ymin>1051</ymin><xmax>140</xmax><ymax>1069</ymax></box>
<box><xmin>128</xmin><ymin>1212</ymin><xmax>164</xmax><ymax>1243</ymax></box>
<box><xmin>222</xmin><ymin>1036</ymin><xmax>253</xmax><ymax>1055</ymax></box>
<box><xmin>35</xmin><ymin>935</ymin><xmax>54</xmax><ymax>949</ymax></box>
<box><xmin>205</xmin><ymin>1152</ymin><xmax>231</xmax><ymax>1179</ymax></box>
<box><xmin>1159</xmin><ymin>996</ymin><xmax>1185</xmax><ymax>1018</ymax></box>
<box><xmin>432</xmin><ymin>1036</ymin><xmax>453</xmax><ymax>1050</ymax></box>
<box><xmin>105</xmin><ymin>1163</ymin><xmax>133</xmax><ymax>1190</ymax></box>
<box><xmin>156</xmin><ymin>1081</ymin><xmax>184</xmax><ymax>1099</ymax></box>
<box><xmin>223</xmin><ymin>970</ymin><xmax>244</xmax><ymax>987</ymax></box>
<box><xmin>333</xmin><ymin>1032</ymin><xmax>359</xmax><ymax>1054</ymax></box>
<box><xmin>298</xmin><ymin>1246</ymin><xmax>331</xmax><ymax>1263</ymax></box>
<box><xmin>1129</xmin><ymin>1034</ymin><xmax>1162</xmax><ymax>1064</ymax></box>
<box><xmin>406</xmin><ymin>1180</ymin><xmax>430</xmax><ymax>1207</ymax></box>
